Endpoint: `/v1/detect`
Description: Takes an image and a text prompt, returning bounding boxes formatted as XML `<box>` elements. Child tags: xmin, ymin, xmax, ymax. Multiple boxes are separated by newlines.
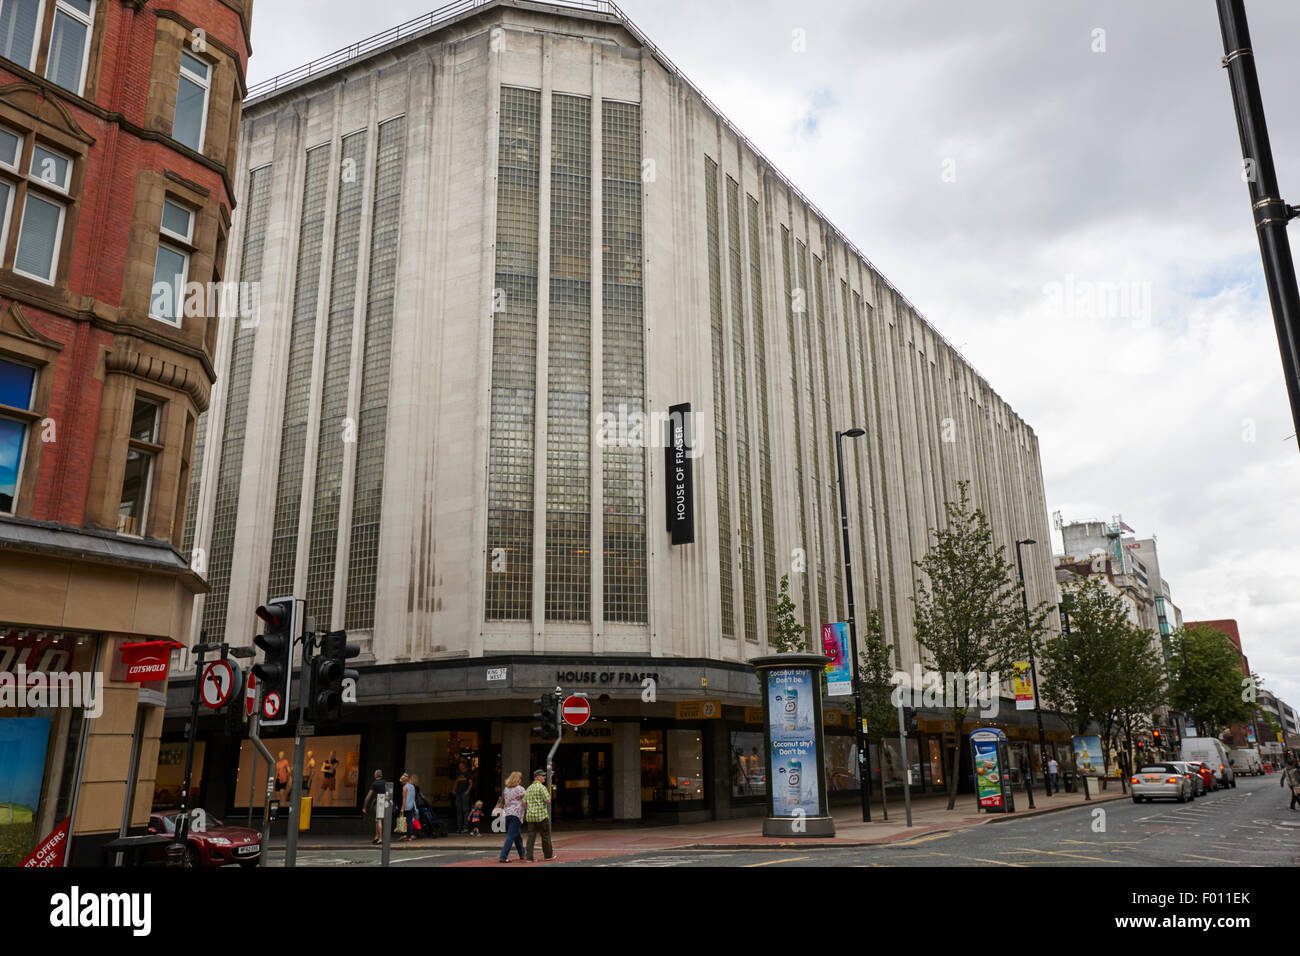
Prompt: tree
<box><xmin>856</xmin><ymin>609</ymin><xmax>896</xmax><ymax>819</ymax></box>
<box><xmin>1168</xmin><ymin>625</ymin><xmax>1255</xmax><ymax>736</ymax></box>
<box><xmin>770</xmin><ymin>574</ymin><xmax>806</xmax><ymax>653</ymax></box>
<box><xmin>1040</xmin><ymin>579</ymin><xmax>1166</xmax><ymax>787</ymax></box>
<box><xmin>911</xmin><ymin>480</ymin><xmax>1049</xmax><ymax>809</ymax></box>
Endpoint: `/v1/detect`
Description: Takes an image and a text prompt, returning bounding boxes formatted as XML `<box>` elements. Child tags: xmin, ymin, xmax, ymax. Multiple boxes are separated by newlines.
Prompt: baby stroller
<box><xmin>415</xmin><ymin>793</ymin><xmax>448</xmax><ymax>838</ymax></box>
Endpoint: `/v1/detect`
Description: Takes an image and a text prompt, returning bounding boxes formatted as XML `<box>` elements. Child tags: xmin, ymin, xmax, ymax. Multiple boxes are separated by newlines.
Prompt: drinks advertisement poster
<box><xmin>1072</xmin><ymin>735</ymin><xmax>1102</xmax><ymax>775</ymax></box>
<box><xmin>766</xmin><ymin>668</ymin><xmax>820</xmax><ymax>817</ymax></box>
<box><xmin>971</xmin><ymin>731</ymin><xmax>1003</xmax><ymax>808</ymax></box>
<box><xmin>822</xmin><ymin>622</ymin><xmax>851</xmax><ymax>697</ymax></box>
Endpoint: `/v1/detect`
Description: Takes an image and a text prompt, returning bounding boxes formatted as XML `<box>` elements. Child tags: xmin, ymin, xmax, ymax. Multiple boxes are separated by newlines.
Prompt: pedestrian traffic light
<box><xmin>533</xmin><ymin>693</ymin><xmax>559</xmax><ymax>739</ymax></box>
<box><xmin>308</xmin><ymin>629</ymin><xmax>359</xmax><ymax>723</ymax></box>
<box><xmin>253</xmin><ymin>597</ymin><xmax>298</xmax><ymax>727</ymax></box>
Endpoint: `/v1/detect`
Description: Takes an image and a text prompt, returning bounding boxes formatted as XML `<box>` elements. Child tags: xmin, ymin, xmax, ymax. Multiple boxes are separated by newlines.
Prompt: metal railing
<box><xmin>244</xmin><ymin>0</ymin><xmax>1007</xmax><ymax>407</ymax></box>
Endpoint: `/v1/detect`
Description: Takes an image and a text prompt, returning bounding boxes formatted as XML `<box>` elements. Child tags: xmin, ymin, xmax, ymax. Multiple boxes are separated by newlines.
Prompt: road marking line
<box><xmin>1181</xmin><ymin>853</ymin><xmax>1241</xmax><ymax>864</ymax></box>
<box><xmin>962</xmin><ymin>857</ymin><xmax>1026</xmax><ymax>866</ymax></box>
<box><xmin>742</xmin><ymin>856</ymin><xmax>810</xmax><ymax>867</ymax></box>
<box><xmin>1015</xmin><ymin>848</ymin><xmax>1110</xmax><ymax>862</ymax></box>
<box><xmin>391</xmin><ymin>854</ymin><xmax>447</xmax><ymax>865</ymax></box>
<box><xmin>886</xmin><ymin>831</ymin><xmax>954</xmax><ymax>848</ymax></box>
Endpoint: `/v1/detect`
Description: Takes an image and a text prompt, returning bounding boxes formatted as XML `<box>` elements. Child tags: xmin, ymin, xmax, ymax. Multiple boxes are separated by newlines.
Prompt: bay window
<box><xmin>117</xmin><ymin>396</ymin><xmax>161</xmax><ymax>536</ymax></box>
<box><xmin>150</xmin><ymin>199</ymin><xmax>194</xmax><ymax>324</ymax></box>
<box><xmin>0</xmin><ymin>355</ymin><xmax>36</xmax><ymax>512</ymax></box>
<box><xmin>173</xmin><ymin>50</ymin><xmax>210</xmax><ymax>152</ymax></box>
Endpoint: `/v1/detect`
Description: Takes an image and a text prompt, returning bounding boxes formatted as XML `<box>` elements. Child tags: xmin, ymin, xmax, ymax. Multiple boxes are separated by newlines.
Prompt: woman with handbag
<box><xmin>496</xmin><ymin>771</ymin><xmax>527</xmax><ymax>862</ymax></box>
<box><xmin>397</xmin><ymin>773</ymin><xmax>416</xmax><ymax>841</ymax></box>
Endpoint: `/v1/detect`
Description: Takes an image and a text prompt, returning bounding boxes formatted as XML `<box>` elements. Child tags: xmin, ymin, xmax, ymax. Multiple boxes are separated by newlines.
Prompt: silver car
<box><xmin>1131</xmin><ymin>763</ymin><xmax>1194</xmax><ymax>803</ymax></box>
<box><xmin>1169</xmin><ymin>761</ymin><xmax>1204</xmax><ymax>797</ymax></box>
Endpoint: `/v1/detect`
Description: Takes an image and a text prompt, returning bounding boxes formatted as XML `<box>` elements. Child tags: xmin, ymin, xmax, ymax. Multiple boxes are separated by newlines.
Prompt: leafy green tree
<box><xmin>856</xmin><ymin>609</ymin><xmax>897</xmax><ymax>819</ymax></box>
<box><xmin>1041</xmin><ymin>579</ymin><xmax>1166</xmax><ymax>786</ymax></box>
<box><xmin>771</xmin><ymin>574</ymin><xmax>806</xmax><ymax>653</ymax></box>
<box><xmin>1168</xmin><ymin>625</ymin><xmax>1255</xmax><ymax>736</ymax></box>
<box><xmin>912</xmin><ymin>480</ymin><xmax>1049</xmax><ymax>809</ymax></box>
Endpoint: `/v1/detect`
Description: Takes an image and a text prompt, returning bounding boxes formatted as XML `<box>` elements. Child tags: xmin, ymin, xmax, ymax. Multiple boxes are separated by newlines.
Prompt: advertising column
<box><xmin>751</xmin><ymin>654</ymin><xmax>834</xmax><ymax>837</ymax></box>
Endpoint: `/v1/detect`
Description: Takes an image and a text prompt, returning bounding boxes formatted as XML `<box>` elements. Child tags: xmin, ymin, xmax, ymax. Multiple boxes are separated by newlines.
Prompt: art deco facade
<box><xmin>0</xmin><ymin>0</ymin><xmax>252</xmax><ymax>863</ymax></box>
<box><xmin>177</xmin><ymin>0</ymin><xmax>1057</xmax><ymax>825</ymax></box>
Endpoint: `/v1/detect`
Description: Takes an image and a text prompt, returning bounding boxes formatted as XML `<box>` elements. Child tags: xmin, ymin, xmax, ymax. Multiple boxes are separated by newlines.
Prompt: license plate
<box><xmin>1142</xmin><ymin>776</ymin><xmax>1161</xmax><ymax>782</ymax></box>
<box><xmin>236</xmin><ymin>845</ymin><xmax>260</xmax><ymax>855</ymax></box>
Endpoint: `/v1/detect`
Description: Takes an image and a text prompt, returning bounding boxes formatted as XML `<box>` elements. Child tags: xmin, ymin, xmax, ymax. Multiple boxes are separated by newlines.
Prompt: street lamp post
<box><xmin>834</xmin><ymin>428</ymin><xmax>871</xmax><ymax>823</ymax></box>
<box><xmin>1015</xmin><ymin>538</ymin><xmax>1050</xmax><ymax>799</ymax></box>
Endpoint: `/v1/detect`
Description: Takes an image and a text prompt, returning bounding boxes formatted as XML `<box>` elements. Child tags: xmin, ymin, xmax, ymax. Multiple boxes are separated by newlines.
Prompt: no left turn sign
<box><xmin>263</xmin><ymin>691</ymin><xmax>282</xmax><ymax>721</ymax></box>
<box><xmin>201</xmin><ymin>660</ymin><xmax>235</xmax><ymax>709</ymax></box>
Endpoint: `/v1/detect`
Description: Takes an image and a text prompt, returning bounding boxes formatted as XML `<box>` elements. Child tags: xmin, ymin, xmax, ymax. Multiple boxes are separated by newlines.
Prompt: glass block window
<box><xmin>544</xmin><ymin>93</ymin><xmax>591</xmax><ymax>622</ymax></box>
<box><xmin>487</xmin><ymin>86</ymin><xmax>540</xmax><ymax>621</ymax></box>
<box><xmin>797</xmin><ymin>241</ymin><xmax>826</xmax><ymax>632</ymax></box>
<box><xmin>782</xmin><ymin>227</ymin><xmax>811</xmax><ymax>645</ymax></box>
<box><xmin>266</xmin><ymin>144</ymin><xmax>331</xmax><ymax>601</ymax></box>
<box><xmin>601</xmin><ymin>100</ymin><xmax>646</xmax><ymax>624</ymax></box>
<box><xmin>705</xmin><ymin>158</ymin><xmax>732</xmax><ymax>639</ymax></box>
<box><xmin>306</xmin><ymin>131</ymin><xmax>367</xmax><ymax>625</ymax></box>
<box><xmin>814</xmin><ymin>256</ymin><xmax>841</xmax><ymax>622</ymax></box>
<box><xmin>346</xmin><ymin>116</ymin><xmax>405</xmax><ymax>630</ymax></box>
<box><xmin>182</xmin><ymin>411</ymin><xmax>206</xmax><ymax>559</ymax></box>
<box><xmin>748</xmin><ymin>196</ymin><xmax>777</xmax><ymax>645</ymax></box>
<box><xmin>726</xmin><ymin>177</ymin><xmax>756</xmax><ymax>642</ymax></box>
<box><xmin>202</xmin><ymin>163</ymin><xmax>273</xmax><ymax>638</ymax></box>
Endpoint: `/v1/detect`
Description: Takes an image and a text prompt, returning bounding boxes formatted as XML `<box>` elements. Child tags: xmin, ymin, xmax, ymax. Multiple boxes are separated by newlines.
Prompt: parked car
<box><xmin>1186</xmin><ymin>761</ymin><xmax>1218</xmax><ymax>792</ymax></box>
<box><xmin>1131</xmin><ymin>763</ymin><xmax>1194</xmax><ymax>803</ymax></box>
<box><xmin>1180</xmin><ymin>737</ymin><xmax>1235</xmax><ymax>788</ymax></box>
<box><xmin>1170</xmin><ymin>761</ymin><xmax>1204</xmax><ymax>797</ymax></box>
<box><xmin>1228</xmin><ymin>748</ymin><xmax>1263</xmax><ymax>776</ymax></box>
<box><xmin>146</xmin><ymin>810</ymin><xmax>262</xmax><ymax>868</ymax></box>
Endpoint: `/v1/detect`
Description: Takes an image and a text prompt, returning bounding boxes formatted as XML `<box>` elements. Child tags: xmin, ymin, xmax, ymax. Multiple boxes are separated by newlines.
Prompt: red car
<box><xmin>1186</xmin><ymin>761</ymin><xmax>1217</xmax><ymax>792</ymax></box>
<box><xmin>147</xmin><ymin>811</ymin><xmax>262</xmax><ymax>868</ymax></box>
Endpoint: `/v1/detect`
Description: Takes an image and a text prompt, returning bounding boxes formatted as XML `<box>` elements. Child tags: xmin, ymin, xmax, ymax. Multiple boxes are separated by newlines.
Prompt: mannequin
<box><xmin>275</xmin><ymin>751</ymin><xmax>290</xmax><ymax>797</ymax></box>
<box><xmin>303</xmin><ymin>750</ymin><xmax>316</xmax><ymax>794</ymax></box>
<box><xmin>320</xmin><ymin>750</ymin><xmax>339</xmax><ymax>806</ymax></box>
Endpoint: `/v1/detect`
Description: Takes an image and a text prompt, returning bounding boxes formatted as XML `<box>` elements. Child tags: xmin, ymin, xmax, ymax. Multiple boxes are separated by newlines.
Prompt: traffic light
<box><xmin>1152</xmin><ymin>729</ymin><xmax>1162</xmax><ymax>750</ymax></box>
<box><xmin>902</xmin><ymin>707</ymin><xmax>918</xmax><ymax>733</ymax></box>
<box><xmin>308</xmin><ymin>629</ymin><xmax>359</xmax><ymax>723</ymax></box>
<box><xmin>1136</xmin><ymin>740</ymin><xmax>1145</xmax><ymax>754</ymax></box>
<box><xmin>533</xmin><ymin>692</ymin><xmax>559</xmax><ymax>739</ymax></box>
<box><xmin>253</xmin><ymin>597</ymin><xmax>298</xmax><ymax>727</ymax></box>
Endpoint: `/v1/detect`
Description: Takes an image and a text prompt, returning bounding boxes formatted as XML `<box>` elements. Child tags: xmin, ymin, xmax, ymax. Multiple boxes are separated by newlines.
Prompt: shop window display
<box><xmin>729</xmin><ymin>730</ymin><xmax>766</xmax><ymax>798</ymax></box>
<box><xmin>404</xmin><ymin>731</ymin><xmax>480</xmax><ymax>818</ymax></box>
<box><xmin>640</xmin><ymin>729</ymin><xmax>704</xmax><ymax>803</ymax></box>
<box><xmin>824</xmin><ymin>734</ymin><xmax>860</xmax><ymax>791</ymax></box>
<box><xmin>233</xmin><ymin>734</ymin><xmax>360</xmax><ymax>809</ymax></box>
<box><xmin>152</xmin><ymin>741</ymin><xmax>205</xmax><ymax>809</ymax></box>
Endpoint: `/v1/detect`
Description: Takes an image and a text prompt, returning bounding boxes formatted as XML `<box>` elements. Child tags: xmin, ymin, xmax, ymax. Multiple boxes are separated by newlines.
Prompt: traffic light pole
<box><xmin>545</xmin><ymin>687</ymin><xmax>562</xmax><ymax>795</ymax></box>
<box><xmin>284</xmin><ymin>620</ymin><xmax>315</xmax><ymax>868</ymax></box>
<box><xmin>247</xmin><ymin>692</ymin><xmax>275</xmax><ymax>867</ymax></box>
<box><xmin>895</xmin><ymin>695</ymin><xmax>912</xmax><ymax>827</ymax></box>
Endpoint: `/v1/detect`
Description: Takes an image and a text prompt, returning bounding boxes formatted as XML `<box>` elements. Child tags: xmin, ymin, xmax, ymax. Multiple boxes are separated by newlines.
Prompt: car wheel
<box><xmin>184</xmin><ymin>846</ymin><xmax>202</xmax><ymax>868</ymax></box>
<box><xmin>1132</xmin><ymin>796</ymin><xmax>1142</xmax><ymax>804</ymax></box>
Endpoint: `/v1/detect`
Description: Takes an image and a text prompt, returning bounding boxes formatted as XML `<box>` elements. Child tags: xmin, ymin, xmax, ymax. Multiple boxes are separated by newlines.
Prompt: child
<box><xmin>467</xmin><ymin>800</ymin><xmax>485</xmax><ymax>836</ymax></box>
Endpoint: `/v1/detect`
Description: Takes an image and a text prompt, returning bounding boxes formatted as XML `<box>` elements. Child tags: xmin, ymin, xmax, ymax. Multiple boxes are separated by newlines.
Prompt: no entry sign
<box><xmin>246</xmin><ymin>672</ymin><xmax>257</xmax><ymax>717</ymax></box>
<box><xmin>201</xmin><ymin>660</ymin><xmax>235</xmax><ymax>709</ymax></box>
<box><xmin>562</xmin><ymin>695</ymin><xmax>590</xmax><ymax>727</ymax></box>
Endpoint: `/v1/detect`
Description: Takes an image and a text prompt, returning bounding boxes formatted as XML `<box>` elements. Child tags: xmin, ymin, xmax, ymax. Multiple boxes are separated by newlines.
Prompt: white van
<box><xmin>1181</xmin><ymin>737</ymin><xmax>1235</xmax><ymax>787</ymax></box>
<box><xmin>1228</xmin><ymin>748</ymin><xmax>1262</xmax><ymax>776</ymax></box>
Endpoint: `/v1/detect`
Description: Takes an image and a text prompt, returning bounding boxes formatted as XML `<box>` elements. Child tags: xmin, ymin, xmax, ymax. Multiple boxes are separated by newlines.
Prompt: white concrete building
<box><xmin>172</xmin><ymin>0</ymin><xmax>1056</xmax><ymax>826</ymax></box>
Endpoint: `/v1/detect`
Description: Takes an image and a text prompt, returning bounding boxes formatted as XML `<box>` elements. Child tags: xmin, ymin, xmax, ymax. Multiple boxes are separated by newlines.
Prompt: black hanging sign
<box><xmin>664</xmin><ymin>403</ymin><xmax>695</xmax><ymax>545</ymax></box>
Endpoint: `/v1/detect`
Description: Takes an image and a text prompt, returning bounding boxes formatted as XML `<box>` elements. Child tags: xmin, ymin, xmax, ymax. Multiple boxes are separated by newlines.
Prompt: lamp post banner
<box><xmin>767</xmin><ymin>668</ymin><xmax>820</xmax><ymax>817</ymax></box>
<box><xmin>1012</xmin><ymin>662</ymin><xmax>1034</xmax><ymax>711</ymax></box>
<box><xmin>822</xmin><ymin>622</ymin><xmax>851</xmax><ymax>697</ymax></box>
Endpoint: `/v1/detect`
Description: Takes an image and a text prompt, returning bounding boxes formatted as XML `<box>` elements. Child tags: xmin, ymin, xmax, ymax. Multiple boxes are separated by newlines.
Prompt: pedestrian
<box><xmin>361</xmin><ymin>770</ymin><xmax>387</xmax><ymax>845</ymax></box>
<box><xmin>524</xmin><ymin>768</ymin><xmax>555</xmax><ymax>861</ymax></box>
<box><xmin>468</xmin><ymin>800</ymin><xmax>484</xmax><ymax>835</ymax></box>
<box><xmin>399</xmin><ymin>772</ymin><xmax>416</xmax><ymax>841</ymax></box>
<box><xmin>1047</xmin><ymin>756</ymin><xmax>1060</xmax><ymax>795</ymax></box>
<box><xmin>496</xmin><ymin>771</ymin><xmax>527</xmax><ymax>863</ymax></box>
<box><xmin>1281</xmin><ymin>760</ymin><xmax>1300</xmax><ymax>811</ymax></box>
<box><xmin>453</xmin><ymin>760</ymin><xmax>473</xmax><ymax>832</ymax></box>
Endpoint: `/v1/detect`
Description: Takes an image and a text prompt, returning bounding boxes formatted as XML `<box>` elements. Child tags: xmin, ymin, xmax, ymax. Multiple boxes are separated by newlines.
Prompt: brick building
<box><xmin>0</xmin><ymin>0</ymin><xmax>251</xmax><ymax>865</ymax></box>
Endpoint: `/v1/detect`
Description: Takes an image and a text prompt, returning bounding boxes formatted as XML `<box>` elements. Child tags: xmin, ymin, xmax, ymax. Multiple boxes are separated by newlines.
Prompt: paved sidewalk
<box><xmin>274</xmin><ymin>780</ymin><xmax>1130</xmax><ymax>859</ymax></box>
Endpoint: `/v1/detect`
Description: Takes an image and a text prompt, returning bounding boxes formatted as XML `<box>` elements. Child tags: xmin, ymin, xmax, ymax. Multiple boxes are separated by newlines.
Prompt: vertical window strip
<box><xmin>266</xmin><ymin>145</ymin><xmax>331</xmax><ymax>600</ymax></box>
<box><xmin>600</xmin><ymin>100</ymin><xmax>646</xmax><ymax>624</ymax></box>
<box><xmin>726</xmin><ymin>177</ymin><xmax>756</xmax><ymax>642</ymax></box>
<box><xmin>797</xmin><ymin>242</ymin><xmax>826</xmax><ymax>631</ymax></box>
<box><xmin>705</xmin><ymin>158</ymin><xmax>733</xmax><ymax>639</ymax></box>
<box><xmin>305</xmin><ymin>131</ymin><xmax>367</xmax><ymax>625</ymax></box>
<box><xmin>851</xmin><ymin>288</ymin><xmax>873</xmax><ymax>610</ymax></box>
<box><xmin>200</xmin><ymin>164</ymin><xmax>273</xmax><ymax>638</ymax></box>
<box><xmin>544</xmin><ymin>94</ymin><xmax>591</xmax><ymax>622</ymax></box>
<box><xmin>815</xmin><ymin>256</ymin><xmax>841</xmax><ymax>622</ymax></box>
<box><xmin>182</xmin><ymin>410</ymin><xmax>205</xmax><ymax>559</ymax></box>
<box><xmin>782</xmin><ymin>227</ymin><xmax>811</xmax><ymax>645</ymax></box>
<box><xmin>345</xmin><ymin>116</ymin><xmax>406</xmax><ymax>630</ymax></box>
<box><xmin>748</xmin><ymin>196</ymin><xmax>777</xmax><ymax>645</ymax></box>
<box><xmin>487</xmin><ymin>86</ymin><xmax>541</xmax><ymax>621</ymax></box>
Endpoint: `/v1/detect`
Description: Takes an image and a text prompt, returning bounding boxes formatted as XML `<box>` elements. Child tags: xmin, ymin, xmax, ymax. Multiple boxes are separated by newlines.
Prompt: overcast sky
<box><xmin>247</xmin><ymin>1</ymin><xmax>1300</xmax><ymax>706</ymax></box>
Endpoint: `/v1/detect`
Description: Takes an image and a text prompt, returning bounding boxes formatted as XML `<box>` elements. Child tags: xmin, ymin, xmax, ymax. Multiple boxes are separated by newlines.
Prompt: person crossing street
<box><xmin>1281</xmin><ymin>759</ymin><xmax>1300</xmax><ymax>811</ymax></box>
<box><xmin>524</xmin><ymin>769</ymin><xmax>555</xmax><ymax>861</ymax></box>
